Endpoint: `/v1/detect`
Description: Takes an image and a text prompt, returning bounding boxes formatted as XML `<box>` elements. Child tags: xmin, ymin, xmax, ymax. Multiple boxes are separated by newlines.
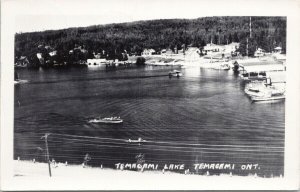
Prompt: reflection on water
<box><xmin>14</xmin><ymin>66</ymin><xmax>284</xmax><ymax>177</ymax></box>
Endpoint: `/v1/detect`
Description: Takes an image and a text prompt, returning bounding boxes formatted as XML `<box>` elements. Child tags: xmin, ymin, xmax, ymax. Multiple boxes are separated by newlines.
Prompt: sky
<box><xmin>3</xmin><ymin>0</ymin><xmax>294</xmax><ymax>33</ymax></box>
<box><xmin>13</xmin><ymin>0</ymin><xmax>206</xmax><ymax>33</ymax></box>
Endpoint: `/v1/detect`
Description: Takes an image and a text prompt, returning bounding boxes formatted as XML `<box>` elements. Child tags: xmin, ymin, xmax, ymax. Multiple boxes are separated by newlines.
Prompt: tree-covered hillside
<box><xmin>15</xmin><ymin>16</ymin><xmax>286</xmax><ymax>67</ymax></box>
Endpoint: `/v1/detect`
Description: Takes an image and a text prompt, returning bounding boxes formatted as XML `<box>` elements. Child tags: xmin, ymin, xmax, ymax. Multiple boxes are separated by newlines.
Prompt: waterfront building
<box><xmin>184</xmin><ymin>47</ymin><xmax>201</xmax><ymax>60</ymax></box>
<box><xmin>87</xmin><ymin>58</ymin><xmax>108</xmax><ymax>66</ymax></box>
<box><xmin>203</xmin><ymin>43</ymin><xmax>223</xmax><ymax>55</ymax></box>
<box><xmin>224</xmin><ymin>42</ymin><xmax>240</xmax><ymax>54</ymax></box>
<box><xmin>254</xmin><ymin>48</ymin><xmax>265</xmax><ymax>57</ymax></box>
<box><xmin>161</xmin><ymin>49</ymin><xmax>174</xmax><ymax>56</ymax></box>
<box><xmin>274</xmin><ymin>47</ymin><xmax>282</xmax><ymax>54</ymax></box>
<box><xmin>142</xmin><ymin>49</ymin><xmax>156</xmax><ymax>56</ymax></box>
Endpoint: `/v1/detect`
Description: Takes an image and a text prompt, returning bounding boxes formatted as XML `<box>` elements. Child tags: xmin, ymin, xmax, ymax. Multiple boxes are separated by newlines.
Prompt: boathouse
<box><xmin>87</xmin><ymin>58</ymin><xmax>108</xmax><ymax>66</ymax></box>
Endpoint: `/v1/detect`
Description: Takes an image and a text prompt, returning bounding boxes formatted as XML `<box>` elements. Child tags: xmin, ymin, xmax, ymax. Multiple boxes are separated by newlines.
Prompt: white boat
<box><xmin>169</xmin><ymin>70</ymin><xmax>182</xmax><ymax>77</ymax></box>
<box><xmin>245</xmin><ymin>81</ymin><xmax>285</xmax><ymax>97</ymax></box>
<box><xmin>126</xmin><ymin>137</ymin><xmax>147</xmax><ymax>143</ymax></box>
<box><xmin>244</xmin><ymin>81</ymin><xmax>267</xmax><ymax>97</ymax></box>
<box><xmin>88</xmin><ymin>117</ymin><xmax>123</xmax><ymax>124</ymax></box>
<box><xmin>251</xmin><ymin>94</ymin><xmax>285</xmax><ymax>103</ymax></box>
<box><xmin>251</xmin><ymin>90</ymin><xmax>285</xmax><ymax>103</ymax></box>
<box><xmin>15</xmin><ymin>79</ymin><xmax>29</xmax><ymax>84</ymax></box>
<box><xmin>213</xmin><ymin>63</ymin><xmax>231</xmax><ymax>70</ymax></box>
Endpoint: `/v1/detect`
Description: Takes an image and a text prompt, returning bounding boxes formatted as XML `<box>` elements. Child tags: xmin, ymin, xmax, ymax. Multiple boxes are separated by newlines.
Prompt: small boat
<box><xmin>220</xmin><ymin>63</ymin><xmax>231</xmax><ymax>70</ymax></box>
<box><xmin>169</xmin><ymin>70</ymin><xmax>182</xmax><ymax>77</ymax></box>
<box><xmin>244</xmin><ymin>81</ymin><xmax>267</xmax><ymax>97</ymax></box>
<box><xmin>88</xmin><ymin>117</ymin><xmax>123</xmax><ymax>124</ymax></box>
<box><xmin>14</xmin><ymin>79</ymin><xmax>28</xmax><ymax>84</ymax></box>
<box><xmin>14</xmin><ymin>71</ymin><xmax>28</xmax><ymax>84</ymax></box>
<box><xmin>126</xmin><ymin>137</ymin><xmax>147</xmax><ymax>143</ymax></box>
<box><xmin>251</xmin><ymin>95</ymin><xmax>285</xmax><ymax>103</ymax></box>
<box><xmin>213</xmin><ymin>63</ymin><xmax>231</xmax><ymax>70</ymax></box>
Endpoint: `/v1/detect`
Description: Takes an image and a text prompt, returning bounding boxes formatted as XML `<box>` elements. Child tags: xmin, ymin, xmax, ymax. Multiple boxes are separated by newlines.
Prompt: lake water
<box><xmin>14</xmin><ymin>65</ymin><xmax>284</xmax><ymax>177</ymax></box>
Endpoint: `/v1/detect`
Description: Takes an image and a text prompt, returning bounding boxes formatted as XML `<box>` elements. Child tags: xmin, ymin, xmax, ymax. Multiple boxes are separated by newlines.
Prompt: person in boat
<box><xmin>233</xmin><ymin>61</ymin><xmax>239</xmax><ymax>73</ymax></box>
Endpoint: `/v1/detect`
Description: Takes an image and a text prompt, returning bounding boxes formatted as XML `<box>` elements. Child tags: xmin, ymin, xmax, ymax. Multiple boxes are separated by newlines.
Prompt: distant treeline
<box><xmin>15</xmin><ymin>16</ymin><xmax>286</xmax><ymax>67</ymax></box>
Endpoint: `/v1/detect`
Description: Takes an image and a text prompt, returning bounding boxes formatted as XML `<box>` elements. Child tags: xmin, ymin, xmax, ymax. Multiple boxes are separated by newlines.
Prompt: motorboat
<box><xmin>244</xmin><ymin>81</ymin><xmax>267</xmax><ymax>97</ymax></box>
<box><xmin>251</xmin><ymin>94</ymin><xmax>285</xmax><ymax>103</ymax></box>
<box><xmin>169</xmin><ymin>70</ymin><xmax>182</xmax><ymax>77</ymax></box>
<box><xmin>88</xmin><ymin>117</ymin><xmax>123</xmax><ymax>124</ymax></box>
<box><xmin>126</xmin><ymin>137</ymin><xmax>147</xmax><ymax>143</ymax></box>
<box><xmin>14</xmin><ymin>79</ymin><xmax>28</xmax><ymax>84</ymax></box>
<box><xmin>245</xmin><ymin>81</ymin><xmax>285</xmax><ymax>97</ymax></box>
<box><xmin>213</xmin><ymin>63</ymin><xmax>231</xmax><ymax>70</ymax></box>
<box><xmin>251</xmin><ymin>91</ymin><xmax>285</xmax><ymax>103</ymax></box>
<box><xmin>14</xmin><ymin>72</ymin><xmax>28</xmax><ymax>84</ymax></box>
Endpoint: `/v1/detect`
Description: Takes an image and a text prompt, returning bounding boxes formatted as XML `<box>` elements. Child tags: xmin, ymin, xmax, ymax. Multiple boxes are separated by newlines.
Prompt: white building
<box><xmin>274</xmin><ymin>47</ymin><xmax>282</xmax><ymax>54</ymax></box>
<box><xmin>142</xmin><ymin>49</ymin><xmax>156</xmax><ymax>56</ymax></box>
<box><xmin>254</xmin><ymin>48</ymin><xmax>265</xmax><ymax>57</ymax></box>
<box><xmin>203</xmin><ymin>43</ymin><xmax>224</xmax><ymax>55</ymax></box>
<box><xmin>49</xmin><ymin>50</ymin><xmax>57</xmax><ymax>57</ymax></box>
<box><xmin>184</xmin><ymin>47</ymin><xmax>201</xmax><ymax>60</ymax></box>
<box><xmin>224</xmin><ymin>42</ymin><xmax>240</xmax><ymax>54</ymax></box>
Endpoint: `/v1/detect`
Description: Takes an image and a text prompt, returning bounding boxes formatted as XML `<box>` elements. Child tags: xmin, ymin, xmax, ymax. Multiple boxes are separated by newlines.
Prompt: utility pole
<box><xmin>246</xmin><ymin>38</ymin><xmax>249</xmax><ymax>57</ymax></box>
<box><xmin>249</xmin><ymin>17</ymin><xmax>252</xmax><ymax>38</ymax></box>
<box><xmin>41</xmin><ymin>133</ymin><xmax>52</xmax><ymax>177</ymax></box>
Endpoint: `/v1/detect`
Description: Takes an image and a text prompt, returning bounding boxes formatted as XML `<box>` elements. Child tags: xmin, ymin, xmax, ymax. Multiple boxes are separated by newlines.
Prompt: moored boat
<box><xmin>14</xmin><ymin>79</ymin><xmax>28</xmax><ymax>84</ymax></box>
<box><xmin>213</xmin><ymin>63</ymin><xmax>231</xmax><ymax>70</ymax></box>
<box><xmin>251</xmin><ymin>92</ymin><xmax>285</xmax><ymax>103</ymax></box>
<box><xmin>251</xmin><ymin>95</ymin><xmax>285</xmax><ymax>103</ymax></box>
<box><xmin>244</xmin><ymin>81</ymin><xmax>267</xmax><ymax>97</ymax></box>
<box><xmin>14</xmin><ymin>71</ymin><xmax>28</xmax><ymax>84</ymax></box>
<box><xmin>168</xmin><ymin>70</ymin><xmax>182</xmax><ymax>77</ymax></box>
<box><xmin>245</xmin><ymin>80</ymin><xmax>285</xmax><ymax>97</ymax></box>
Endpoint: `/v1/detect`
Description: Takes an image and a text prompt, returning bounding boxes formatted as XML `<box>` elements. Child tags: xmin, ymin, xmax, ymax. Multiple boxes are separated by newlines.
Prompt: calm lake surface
<box><xmin>14</xmin><ymin>66</ymin><xmax>284</xmax><ymax>177</ymax></box>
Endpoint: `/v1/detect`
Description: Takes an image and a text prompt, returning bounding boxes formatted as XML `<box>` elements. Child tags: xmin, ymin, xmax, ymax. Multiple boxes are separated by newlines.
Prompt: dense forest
<box><xmin>15</xmin><ymin>16</ymin><xmax>286</xmax><ymax>67</ymax></box>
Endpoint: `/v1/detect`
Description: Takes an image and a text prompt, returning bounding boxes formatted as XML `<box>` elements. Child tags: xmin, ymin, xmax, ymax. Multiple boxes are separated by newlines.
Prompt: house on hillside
<box><xmin>203</xmin><ymin>43</ymin><xmax>224</xmax><ymax>55</ymax></box>
<box><xmin>93</xmin><ymin>52</ymin><xmax>102</xmax><ymax>59</ymax></box>
<box><xmin>224</xmin><ymin>42</ymin><xmax>240</xmax><ymax>54</ymax></box>
<box><xmin>142</xmin><ymin>49</ymin><xmax>156</xmax><ymax>56</ymax></box>
<box><xmin>49</xmin><ymin>50</ymin><xmax>57</xmax><ymax>57</ymax></box>
<box><xmin>161</xmin><ymin>49</ymin><xmax>174</xmax><ymax>56</ymax></box>
<box><xmin>15</xmin><ymin>56</ymin><xmax>29</xmax><ymax>67</ymax></box>
<box><xmin>254</xmin><ymin>48</ymin><xmax>265</xmax><ymax>57</ymax></box>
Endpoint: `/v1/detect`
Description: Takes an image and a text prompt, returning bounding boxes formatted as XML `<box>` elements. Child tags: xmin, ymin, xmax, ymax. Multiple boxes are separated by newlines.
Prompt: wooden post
<box><xmin>42</xmin><ymin>133</ymin><xmax>52</xmax><ymax>177</ymax></box>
